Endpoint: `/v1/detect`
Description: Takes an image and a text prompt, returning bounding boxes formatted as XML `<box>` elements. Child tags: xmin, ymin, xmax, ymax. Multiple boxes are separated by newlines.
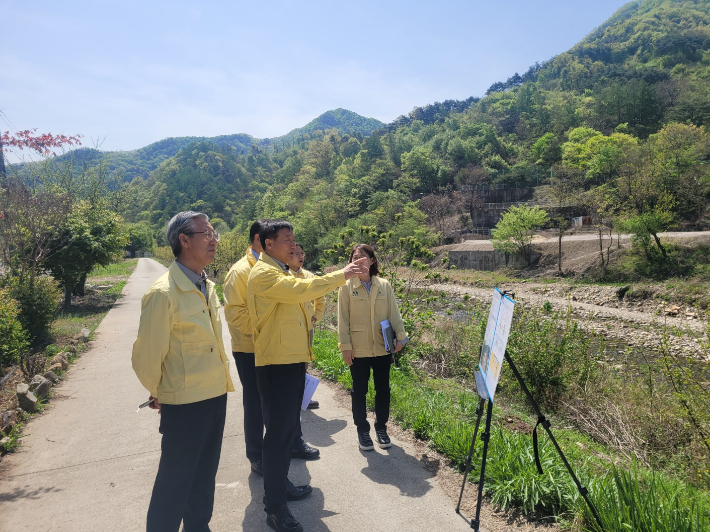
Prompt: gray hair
<box><xmin>166</xmin><ymin>211</ymin><xmax>210</xmax><ymax>257</ymax></box>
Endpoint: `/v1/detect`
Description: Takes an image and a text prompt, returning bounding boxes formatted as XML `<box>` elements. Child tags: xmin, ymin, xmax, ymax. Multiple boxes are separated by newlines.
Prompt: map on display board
<box><xmin>475</xmin><ymin>287</ymin><xmax>515</xmax><ymax>402</ymax></box>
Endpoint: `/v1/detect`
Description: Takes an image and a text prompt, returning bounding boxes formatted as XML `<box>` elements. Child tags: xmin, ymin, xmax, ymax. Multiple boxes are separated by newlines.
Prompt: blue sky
<box><xmin>1</xmin><ymin>0</ymin><xmax>629</xmax><ymax>157</ymax></box>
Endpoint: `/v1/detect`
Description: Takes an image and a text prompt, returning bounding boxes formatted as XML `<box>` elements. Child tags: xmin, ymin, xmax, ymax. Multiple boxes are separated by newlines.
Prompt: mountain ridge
<box><xmin>36</xmin><ymin>108</ymin><xmax>384</xmax><ymax>183</ymax></box>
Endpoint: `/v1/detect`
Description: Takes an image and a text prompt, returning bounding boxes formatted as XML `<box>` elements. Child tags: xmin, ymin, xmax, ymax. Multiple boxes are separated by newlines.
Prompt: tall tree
<box><xmin>549</xmin><ymin>166</ymin><xmax>582</xmax><ymax>273</ymax></box>
<box><xmin>491</xmin><ymin>205</ymin><xmax>549</xmax><ymax>267</ymax></box>
<box><xmin>45</xmin><ymin>200</ymin><xmax>128</xmax><ymax>310</ymax></box>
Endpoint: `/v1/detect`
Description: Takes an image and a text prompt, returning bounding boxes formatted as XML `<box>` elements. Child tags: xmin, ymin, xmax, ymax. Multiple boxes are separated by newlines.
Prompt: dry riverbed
<box><xmin>426</xmin><ymin>281</ymin><xmax>709</xmax><ymax>363</ymax></box>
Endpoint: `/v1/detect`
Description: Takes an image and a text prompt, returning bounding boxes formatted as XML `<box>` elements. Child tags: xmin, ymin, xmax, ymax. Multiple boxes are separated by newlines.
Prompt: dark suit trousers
<box><xmin>255</xmin><ymin>362</ymin><xmax>305</xmax><ymax>514</ymax></box>
<box><xmin>350</xmin><ymin>354</ymin><xmax>392</xmax><ymax>433</ymax></box>
<box><xmin>232</xmin><ymin>352</ymin><xmax>264</xmax><ymax>462</ymax></box>
<box><xmin>146</xmin><ymin>394</ymin><xmax>227</xmax><ymax>532</ymax></box>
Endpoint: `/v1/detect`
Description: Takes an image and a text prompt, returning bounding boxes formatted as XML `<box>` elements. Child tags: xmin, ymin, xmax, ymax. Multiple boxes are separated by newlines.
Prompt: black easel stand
<box><xmin>504</xmin><ymin>351</ymin><xmax>605</xmax><ymax>531</ymax></box>
<box><xmin>455</xmin><ymin>393</ymin><xmax>494</xmax><ymax>531</ymax></box>
<box><xmin>455</xmin><ymin>397</ymin><xmax>485</xmax><ymax>514</ymax></box>
<box><xmin>456</xmin><ymin>352</ymin><xmax>605</xmax><ymax>532</ymax></box>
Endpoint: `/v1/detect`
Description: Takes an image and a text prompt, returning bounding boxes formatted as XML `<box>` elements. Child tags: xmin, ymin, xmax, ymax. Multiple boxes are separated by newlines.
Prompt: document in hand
<box><xmin>380</xmin><ymin>319</ymin><xmax>396</xmax><ymax>353</ymax></box>
<box><xmin>301</xmin><ymin>373</ymin><xmax>320</xmax><ymax>410</ymax></box>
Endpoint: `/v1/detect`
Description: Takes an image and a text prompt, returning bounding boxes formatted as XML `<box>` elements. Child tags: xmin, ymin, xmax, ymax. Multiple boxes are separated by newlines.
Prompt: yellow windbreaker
<box><xmin>337</xmin><ymin>276</ymin><xmax>407</xmax><ymax>358</ymax></box>
<box><xmin>293</xmin><ymin>268</ymin><xmax>326</xmax><ymax>331</ymax></box>
<box><xmin>247</xmin><ymin>253</ymin><xmax>346</xmax><ymax>366</ymax></box>
<box><xmin>132</xmin><ymin>262</ymin><xmax>235</xmax><ymax>404</ymax></box>
<box><xmin>223</xmin><ymin>248</ymin><xmax>258</xmax><ymax>352</ymax></box>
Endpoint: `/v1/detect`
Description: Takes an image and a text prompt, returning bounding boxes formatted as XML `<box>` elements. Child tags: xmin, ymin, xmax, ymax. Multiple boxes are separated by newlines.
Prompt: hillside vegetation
<box><xmin>94</xmin><ymin>2</ymin><xmax>709</xmax><ymax>278</ymax></box>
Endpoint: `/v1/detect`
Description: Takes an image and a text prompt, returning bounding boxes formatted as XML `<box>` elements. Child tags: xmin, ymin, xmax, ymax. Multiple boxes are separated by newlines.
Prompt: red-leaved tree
<box><xmin>0</xmin><ymin>129</ymin><xmax>83</xmax><ymax>178</ymax></box>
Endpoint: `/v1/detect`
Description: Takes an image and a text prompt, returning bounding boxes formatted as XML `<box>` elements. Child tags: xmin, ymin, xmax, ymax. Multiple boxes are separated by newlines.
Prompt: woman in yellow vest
<box><xmin>337</xmin><ymin>244</ymin><xmax>408</xmax><ymax>451</ymax></box>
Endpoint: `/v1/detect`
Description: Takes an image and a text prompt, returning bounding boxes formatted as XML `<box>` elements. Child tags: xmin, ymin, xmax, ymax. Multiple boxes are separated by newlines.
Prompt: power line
<box><xmin>0</xmin><ymin>110</ymin><xmax>19</xmax><ymax>134</ymax></box>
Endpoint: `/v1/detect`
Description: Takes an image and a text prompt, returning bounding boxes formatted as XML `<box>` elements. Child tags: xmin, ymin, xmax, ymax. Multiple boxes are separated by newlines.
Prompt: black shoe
<box><xmin>266</xmin><ymin>504</ymin><xmax>303</xmax><ymax>532</ymax></box>
<box><xmin>291</xmin><ymin>439</ymin><xmax>320</xmax><ymax>460</ymax></box>
<box><xmin>263</xmin><ymin>480</ymin><xmax>313</xmax><ymax>504</ymax></box>
<box><xmin>250</xmin><ymin>459</ymin><xmax>263</xmax><ymax>476</ymax></box>
<box><xmin>375</xmin><ymin>429</ymin><xmax>391</xmax><ymax>449</ymax></box>
<box><xmin>358</xmin><ymin>431</ymin><xmax>374</xmax><ymax>451</ymax></box>
<box><xmin>286</xmin><ymin>479</ymin><xmax>313</xmax><ymax>501</ymax></box>
<box><xmin>307</xmin><ymin>399</ymin><xmax>319</xmax><ymax>409</ymax></box>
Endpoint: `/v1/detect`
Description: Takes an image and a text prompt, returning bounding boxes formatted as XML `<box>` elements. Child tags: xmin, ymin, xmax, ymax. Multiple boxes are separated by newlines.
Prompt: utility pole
<box><xmin>0</xmin><ymin>136</ymin><xmax>6</xmax><ymax>180</ymax></box>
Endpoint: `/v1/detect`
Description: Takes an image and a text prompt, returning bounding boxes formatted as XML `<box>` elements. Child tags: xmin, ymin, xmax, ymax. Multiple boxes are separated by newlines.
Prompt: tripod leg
<box><xmin>504</xmin><ymin>352</ymin><xmax>605</xmax><ymax>532</ymax></box>
<box><xmin>471</xmin><ymin>399</ymin><xmax>493</xmax><ymax>531</ymax></box>
<box><xmin>456</xmin><ymin>397</ymin><xmax>486</xmax><ymax>513</ymax></box>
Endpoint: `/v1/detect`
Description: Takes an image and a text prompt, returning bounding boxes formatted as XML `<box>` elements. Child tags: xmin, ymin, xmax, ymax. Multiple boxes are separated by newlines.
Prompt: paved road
<box><xmin>450</xmin><ymin>230</ymin><xmax>710</xmax><ymax>250</ymax></box>
<box><xmin>0</xmin><ymin>258</ymin><xmax>472</xmax><ymax>532</ymax></box>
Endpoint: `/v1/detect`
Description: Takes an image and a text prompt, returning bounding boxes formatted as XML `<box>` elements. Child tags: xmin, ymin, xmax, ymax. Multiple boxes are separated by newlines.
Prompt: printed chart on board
<box><xmin>476</xmin><ymin>287</ymin><xmax>515</xmax><ymax>402</ymax></box>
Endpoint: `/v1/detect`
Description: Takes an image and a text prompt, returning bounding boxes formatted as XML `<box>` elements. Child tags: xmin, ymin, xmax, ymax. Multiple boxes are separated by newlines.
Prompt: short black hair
<box><xmin>249</xmin><ymin>219</ymin><xmax>268</xmax><ymax>245</ymax></box>
<box><xmin>259</xmin><ymin>220</ymin><xmax>293</xmax><ymax>250</ymax></box>
<box><xmin>294</xmin><ymin>242</ymin><xmax>303</xmax><ymax>251</ymax></box>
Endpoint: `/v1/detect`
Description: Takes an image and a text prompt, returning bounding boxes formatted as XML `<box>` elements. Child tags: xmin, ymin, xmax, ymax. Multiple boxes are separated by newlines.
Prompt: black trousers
<box><xmin>233</xmin><ymin>352</ymin><xmax>264</xmax><ymax>462</ymax></box>
<box><xmin>350</xmin><ymin>354</ymin><xmax>392</xmax><ymax>433</ymax></box>
<box><xmin>146</xmin><ymin>393</ymin><xmax>227</xmax><ymax>532</ymax></box>
<box><xmin>255</xmin><ymin>362</ymin><xmax>306</xmax><ymax>514</ymax></box>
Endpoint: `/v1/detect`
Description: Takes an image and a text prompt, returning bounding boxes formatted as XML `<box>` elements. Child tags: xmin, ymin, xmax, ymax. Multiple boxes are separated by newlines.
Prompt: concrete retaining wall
<box><xmin>449</xmin><ymin>249</ymin><xmax>539</xmax><ymax>271</ymax></box>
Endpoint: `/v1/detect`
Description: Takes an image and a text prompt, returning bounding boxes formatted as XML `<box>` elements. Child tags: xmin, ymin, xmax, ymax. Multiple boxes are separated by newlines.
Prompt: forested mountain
<box><xmin>64</xmin><ymin>0</ymin><xmax>710</xmax><ymax>268</ymax></box>
<box><xmin>274</xmin><ymin>108</ymin><xmax>384</xmax><ymax>145</ymax></box>
<box><xmin>484</xmin><ymin>0</ymin><xmax>710</xmax><ymax>138</ymax></box>
<box><xmin>32</xmin><ymin>109</ymin><xmax>383</xmax><ymax>184</ymax></box>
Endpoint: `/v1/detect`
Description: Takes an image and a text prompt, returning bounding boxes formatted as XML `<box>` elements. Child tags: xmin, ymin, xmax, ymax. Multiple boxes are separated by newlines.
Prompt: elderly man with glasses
<box><xmin>132</xmin><ymin>211</ymin><xmax>234</xmax><ymax>532</ymax></box>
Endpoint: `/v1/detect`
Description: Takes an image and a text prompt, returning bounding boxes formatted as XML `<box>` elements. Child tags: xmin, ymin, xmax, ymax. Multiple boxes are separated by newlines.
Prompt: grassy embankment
<box><xmin>311</xmin><ymin>290</ymin><xmax>710</xmax><ymax>531</ymax></box>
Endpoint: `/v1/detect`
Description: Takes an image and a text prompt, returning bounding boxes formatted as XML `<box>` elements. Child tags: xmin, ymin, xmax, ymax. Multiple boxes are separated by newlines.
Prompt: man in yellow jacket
<box><xmin>223</xmin><ymin>220</ymin><xmax>266</xmax><ymax>475</ymax></box>
<box><xmin>132</xmin><ymin>211</ymin><xmax>234</xmax><ymax>532</ymax></box>
<box><xmin>289</xmin><ymin>242</ymin><xmax>326</xmax><ymax>339</ymax></box>
<box><xmin>224</xmin><ymin>222</ymin><xmax>319</xmax><ymax>488</ymax></box>
<box><xmin>247</xmin><ymin>220</ymin><xmax>368</xmax><ymax>532</ymax></box>
<box><xmin>287</xmin><ymin>242</ymin><xmax>324</xmax><ymax>409</ymax></box>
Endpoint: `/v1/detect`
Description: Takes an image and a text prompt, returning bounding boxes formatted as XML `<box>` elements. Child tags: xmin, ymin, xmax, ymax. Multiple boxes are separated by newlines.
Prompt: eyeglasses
<box><xmin>294</xmin><ymin>252</ymin><xmax>305</xmax><ymax>257</ymax></box>
<box><xmin>190</xmin><ymin>230</ymin><xmax>221</xmax><ymax>242</ymax></box>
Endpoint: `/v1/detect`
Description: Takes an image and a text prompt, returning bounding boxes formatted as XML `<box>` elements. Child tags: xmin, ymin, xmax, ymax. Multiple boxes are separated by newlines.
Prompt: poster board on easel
<box><xmin>475</xmin><ymin>287</ymin><xmax>515</xmax><ymax>402</ymax></box>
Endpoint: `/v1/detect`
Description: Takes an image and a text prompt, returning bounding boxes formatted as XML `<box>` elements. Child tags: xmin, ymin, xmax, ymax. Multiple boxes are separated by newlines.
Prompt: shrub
<box><xmin>502</xmin><ymin>306</ymin><xmax>601</xmax><ymax>411</ymax></box>
<box><xmin>414</xmin><ymin>311</ymin><xmax>483</xmax><ymax>380</ymax></box>
<box><xmin>0</xmin><ymin>287</ymin><xmax>30</xmax><ymax>369</ymax></box>
<box><xmin>152</xmin><ymin>246</ymin><xmax>174</xmax><ymax>267</ymax></box>
<box><xmin>2</xmin><ymin>275</ymin><xmax>60</xmax><ymax>342</ymax></box>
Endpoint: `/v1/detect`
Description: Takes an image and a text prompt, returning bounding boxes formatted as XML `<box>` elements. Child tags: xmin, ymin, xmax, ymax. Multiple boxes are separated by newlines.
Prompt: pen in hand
<box><xmin>136</xmin><ymin>398</ymin><xmax>155</xmax><ymax>412</ymax></box>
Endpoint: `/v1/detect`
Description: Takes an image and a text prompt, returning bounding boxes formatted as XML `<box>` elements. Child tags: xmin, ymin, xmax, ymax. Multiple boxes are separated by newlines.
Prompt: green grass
<box><xmin>0</xmin><ymin>422</ymin><xmax>24</xmax><ymax>453</ymax></box>
<box><xmin>587</xmin><ymin>463</ymin><xmax>710</xmax><ymax>532</ymax></box>
<box><xmin>312</xmin><ymin>329</ymin><xmax>586</xmax><ymax>519</ymax></box>
<box><xmin>312</xmin><ymin>329</ymin><xmax>710</xmax><ymax>530</ymax></box>
<box><xmin>53</xmin><ymin>260</ymin><xmax>135</xmax><ymax>340</ymax></box>
<box><xmin>411</xmin><ymin>266</ymin><xmax>520</xmax><ymax>288</ymax></box>
<box><xmin>52</xmin><ymin>309</ymin><xmax>112</xmax><ymax>339</ymax></box>
<box><xmin>89</xmin><ymin>259</ymin><xmax>138</xmax><ymax>278</ymax></box>
<box><xmin>104</xmin><ymin>281</ymin><xmax>127</xmax><ymax>296</ymax></box>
